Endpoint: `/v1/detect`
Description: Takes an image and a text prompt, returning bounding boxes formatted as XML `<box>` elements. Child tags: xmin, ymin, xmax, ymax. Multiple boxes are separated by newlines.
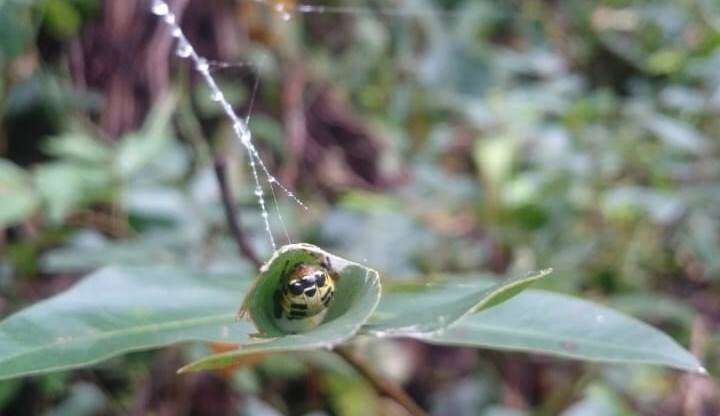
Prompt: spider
<box><xmin>274</xmin><ymin>256</ymin><xmax>336</xmax><ymax>321</ymax></box>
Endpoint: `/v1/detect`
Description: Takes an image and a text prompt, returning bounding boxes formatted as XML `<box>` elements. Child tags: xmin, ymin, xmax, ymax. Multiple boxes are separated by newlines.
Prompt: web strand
<box><xmin>152</xmin><ymin>0</ymin><xmax>434</xmax><ymax>252</ymax></box>
<box><xmin>151</xmin><ymin>0</ymin><xmax>311</xmax><ymax>251</ymax></box>
<box><xmin>249</xmin><ymin>0</ymin><xmax>461</xmax><ymax>19</ymax></box>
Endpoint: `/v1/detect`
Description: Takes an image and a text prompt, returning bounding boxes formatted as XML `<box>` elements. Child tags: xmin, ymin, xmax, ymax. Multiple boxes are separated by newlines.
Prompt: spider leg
<box><xmin>322</xmin><ymin>255</ymin><xmax>340</xmax><ymax>281</ymax></box>
<box><xmin>321</xmin><ymin>255</ymin><xmax>332</xmax><ymax>270</ymax></box>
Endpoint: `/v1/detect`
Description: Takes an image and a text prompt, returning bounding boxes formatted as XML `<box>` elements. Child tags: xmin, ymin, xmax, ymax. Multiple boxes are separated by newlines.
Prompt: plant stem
<box><xmin>211</xmin><ymin>154</ymin><xmax>262</xmax><ymax>269</ymax></box>
<box><xmin>334</xmin><ymin>346</ymin><xmax>428</xmax><ymax>416</ymax></box>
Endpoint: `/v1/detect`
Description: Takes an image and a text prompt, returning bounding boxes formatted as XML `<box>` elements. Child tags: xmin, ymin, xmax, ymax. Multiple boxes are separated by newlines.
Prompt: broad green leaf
<box><xmin>0</xmin><ymin>266</ymin><xmax>255</xmax><ymax>381</ymax></box>
<box><xmin>179</xmin><ymin>244</ymin><xmax>381</xmax><ymax>373</ymax></box>
<box><xmin>362</xmin><ymin>269</ymin><xmax>552</xmax><ymax>337</ymax></box>
<box><xmin>0</xmin><ymin>159</ymin><xmax>38</xmax><ymax>227</ymax></box>
<box><xmin>418</xmin><ymin>286</ymin><xmax>704</xmax><ymax>373</ymax></box>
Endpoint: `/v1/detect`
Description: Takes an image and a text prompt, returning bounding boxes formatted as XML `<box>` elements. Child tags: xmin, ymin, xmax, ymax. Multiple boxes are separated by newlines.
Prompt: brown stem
<box><xmin>334</xmin><ymin>346</ymin><xmax>427</xmax><ymax>416</ymax></box>
<box><xmin>211</xmin><ymin>155</ymin><xmax>262</xmax><ymax>269</ymax></box>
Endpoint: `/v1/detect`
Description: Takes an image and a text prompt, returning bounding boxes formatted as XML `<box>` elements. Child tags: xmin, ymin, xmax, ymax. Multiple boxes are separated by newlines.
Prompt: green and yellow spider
<box><xmin>274</xmin><ymin>258</ymin><xmax>336</xmax><ymax>321</ymax></box>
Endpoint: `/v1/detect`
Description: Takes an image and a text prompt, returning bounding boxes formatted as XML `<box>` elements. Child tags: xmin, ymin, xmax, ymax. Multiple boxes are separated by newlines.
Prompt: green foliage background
<box><xmin>0</xmin><ymin>0</ymin><xmax>719</xmax><ymax>414</ymax></box>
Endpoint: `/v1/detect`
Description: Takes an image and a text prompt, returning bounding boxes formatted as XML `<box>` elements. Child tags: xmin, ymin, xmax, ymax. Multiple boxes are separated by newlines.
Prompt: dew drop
<box><xmin>163</xmin><ymin>12</ymin><xmax>176</xmax><ymax>24</ymax></box>
<box><xmin>171</xmin><ymin>27</ymin><xmax>182</xmax><ymax>38</ymax></box>
<box><xmin>268</xmin><ymin>177</ymin><xmax>277</xmax><ymax>184</ymax></box>
<box><xmin>175</xmin><ymin>39</ymin><xmax>192</xmax><ymax>58</ymax></box>
<box><xmin>238</xmin><ymin>128</ymin><xmax>251</xmax><ymax>145</ymax></box>
<box><xmin>261</xmin><ymin>212</ymin><xmax>269</xmax><ymax>218</ymax></box>
<box><xmin>254</xmin><ymin>188</ymin><xmax>264</xmax><ymax>197</ymax></box>
<box><xmin>211</xmin><ymin>90</ymin><xmax>223</xmax><ymax>102</ymax></box>
<box><xmin>151</xmin><ymin>0</ymin><xmax>169</xmax><ymax>16</ymax></box>
<box><xmin>195</xmin><ymin>57</ymin><xmax>209</xmax><ymax>72</ymax></box>
<box><xmin>274</xmin><ymin>3</ymin><xmax>292</xmax><ymax>21</ymax></box>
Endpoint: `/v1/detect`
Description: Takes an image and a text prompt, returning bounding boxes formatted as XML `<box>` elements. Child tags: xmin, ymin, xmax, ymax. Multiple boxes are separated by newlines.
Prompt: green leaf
<box><xmin>115</xmin><ymin>96</ymin><xmax>176</xmax><ymax>178</ymax></box>
<box><xmin>42</xmin><ymin>133</ymin><xmax>111</xmax><ymax>164</ymax></box>
<box><xmin>178</xmin><ymin>244</ymin><xmax>381</xmax><ymax>373</ymax></box>
<box><xmin>34</xmin><ymin>162</ymin><xmax>114</xmax><ymax>223</ymax></box>
<box><xmin>0</xmin><ymin>159</ymin><xmax>38</xmax><ymax>227</ymax></box>
<box><xmin>0</xmin><ymin>266</ymin><xmax>254</xmax><ymax>381</ymax></box>
<box><xmin>419</xmin><ymin>286</ymin><xmax>704</xmax><ymax>373</ymax></box>
<box><xmin>0</xmin><ymin>2</ymin><xmax>35</xmax><ymax>59</ymax></box>
<box><xmin>362</xmin><ymin>269</ymin><xmax>552</xmax><ymax>337</ymax></box>
<box><xmin>41</xmin><ymin>231</ymin><xmax>194</xmax><ymax>273</ymax></box>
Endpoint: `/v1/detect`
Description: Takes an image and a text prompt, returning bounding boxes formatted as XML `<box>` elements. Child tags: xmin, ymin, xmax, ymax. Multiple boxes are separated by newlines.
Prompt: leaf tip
<box><xmin>538</xmin><ymin>267</ymin><xmax>553</xmax><ymax>277</ymax></box>
<box><xmin>176</xmin><ymin>364</ymin><xmax>194</xmax><ymax>374</ymax></box>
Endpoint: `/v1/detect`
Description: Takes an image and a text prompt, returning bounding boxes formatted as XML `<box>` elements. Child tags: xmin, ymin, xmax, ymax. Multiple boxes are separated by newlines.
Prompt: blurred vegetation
<box><xmin>0</xmin><ymin>0</ymin><xmax>719</xmax><ymax>414</ymax></box>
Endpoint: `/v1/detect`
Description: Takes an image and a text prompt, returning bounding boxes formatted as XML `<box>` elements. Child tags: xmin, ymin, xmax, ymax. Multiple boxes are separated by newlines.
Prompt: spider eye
<box><xmin>288</xmin><ymin>281</ymin><xmax>304</xmax><ymax>295</ymax></box>
<box><xmin>315</xmin><ymin>273</ymin><xmax>326</xmax><ymax>287</ymax></box>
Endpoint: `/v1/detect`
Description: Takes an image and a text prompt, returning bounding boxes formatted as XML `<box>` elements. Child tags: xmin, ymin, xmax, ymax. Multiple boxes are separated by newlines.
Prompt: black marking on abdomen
<box><xmin>289</xmin><ymin>310</ymin><xmax>307</xmax><ymax>318</ymax></box>
<box><xmin>322</xmin><ymin>289</ymin><xmax>334</xmax><ymax>306</ymax></box>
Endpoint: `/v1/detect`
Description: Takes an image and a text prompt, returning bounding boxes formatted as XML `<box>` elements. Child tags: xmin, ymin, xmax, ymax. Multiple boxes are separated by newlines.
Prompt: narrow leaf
<box><xmin>420</xmin><ymin>288</ymin><xmax>704</xmax><ymax>373</ymax></box>
<box><xmin>362</xmin><ymin>269</ymin><xmax>552</xmax><ymax>337</ymax></box>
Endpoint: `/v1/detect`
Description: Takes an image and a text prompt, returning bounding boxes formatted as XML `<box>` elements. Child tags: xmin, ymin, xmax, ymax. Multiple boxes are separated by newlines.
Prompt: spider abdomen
<box><xmin>274</xmin><ymin>263</ymin><xmax>335</xmax><ymax>321</ymax></box>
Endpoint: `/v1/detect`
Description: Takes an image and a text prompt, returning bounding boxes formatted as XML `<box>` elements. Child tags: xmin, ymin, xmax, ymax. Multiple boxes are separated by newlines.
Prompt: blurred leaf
<box><xmin>34</xmin><ymin>162</ymin><xmax>113</xmax><ymax>223</ymax></box>
<box><xmin>646</xmin><ymin>49</ymin><xmax>684</xmax><ymax>75</ymax></box>
<box><xmin>420</xmin><ymin>286</ymin><xmax>703</xmax><ymax>372</ymax></box>
<box><xmin>0</xmin><ymin>159</ymin><xmax>39</xmax><ymax>227</ymax></box>
<box><xmin>321</xmin><ymin>210</ymin><xmax>435</xmax><ymax>278</ymax></box>
<box><xmin>602</xmin><ymin>186</ymin><xmax>684</xmax><ymax>224</ymax></box>
<box><xmin>42</xmin><ymin>0</ymin><xmax>82</xmax><ymax>39</ymax></box>
<box><xmin>0</xmin><ymin>379</ymin><xmax>21</xmax><ymax>408</ymax></box>
<box><xmin>42</xmin><ymin>133</ymin><xmax>112</xmax><ymax>163</ymax></box>
<box><xmin>561</xmin><ymin>383</ymin><xmax>633</xmax><ymax>416</ymax></box>
<box><xmin>123</xmin><ymin>186</ymin><xmax>192</xmax><ymax>224</ymax></box>
<box><xmin>47</xmin><ymin>382</ymin><xmax>106</xmax><ymax>416</ymax></box>
<box><xmin>474</xmin><ymin>136</ymin><xmax>516</xmax><ymax>189</ymax></box>
<box><xmin>640</xmin><ymin>113</ymin><xmax>709</xmax><ymax>155</ymax></box>
<box><xmin>362</xmin><ymin>269</ymin><xmax>552</xmax><ymax>336</ymax></box>
<box><xmin>0</xmin><ymin>1</ymin><xmax>35</xmax><ymax>59</ymax></box>
<box><xmin>115</xmin><ymin>96</ymin><xmax>176</xmax><ymax>178</ymax></box>
<box><xmin>678</xmin><ymin>211</ymin><xmax>720</xmax><ymax>279</ymax></box>
<box><xmin>41</xmin><ymin>231</ymin><xmax>193</xmax><ymax>273</ymax></box>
